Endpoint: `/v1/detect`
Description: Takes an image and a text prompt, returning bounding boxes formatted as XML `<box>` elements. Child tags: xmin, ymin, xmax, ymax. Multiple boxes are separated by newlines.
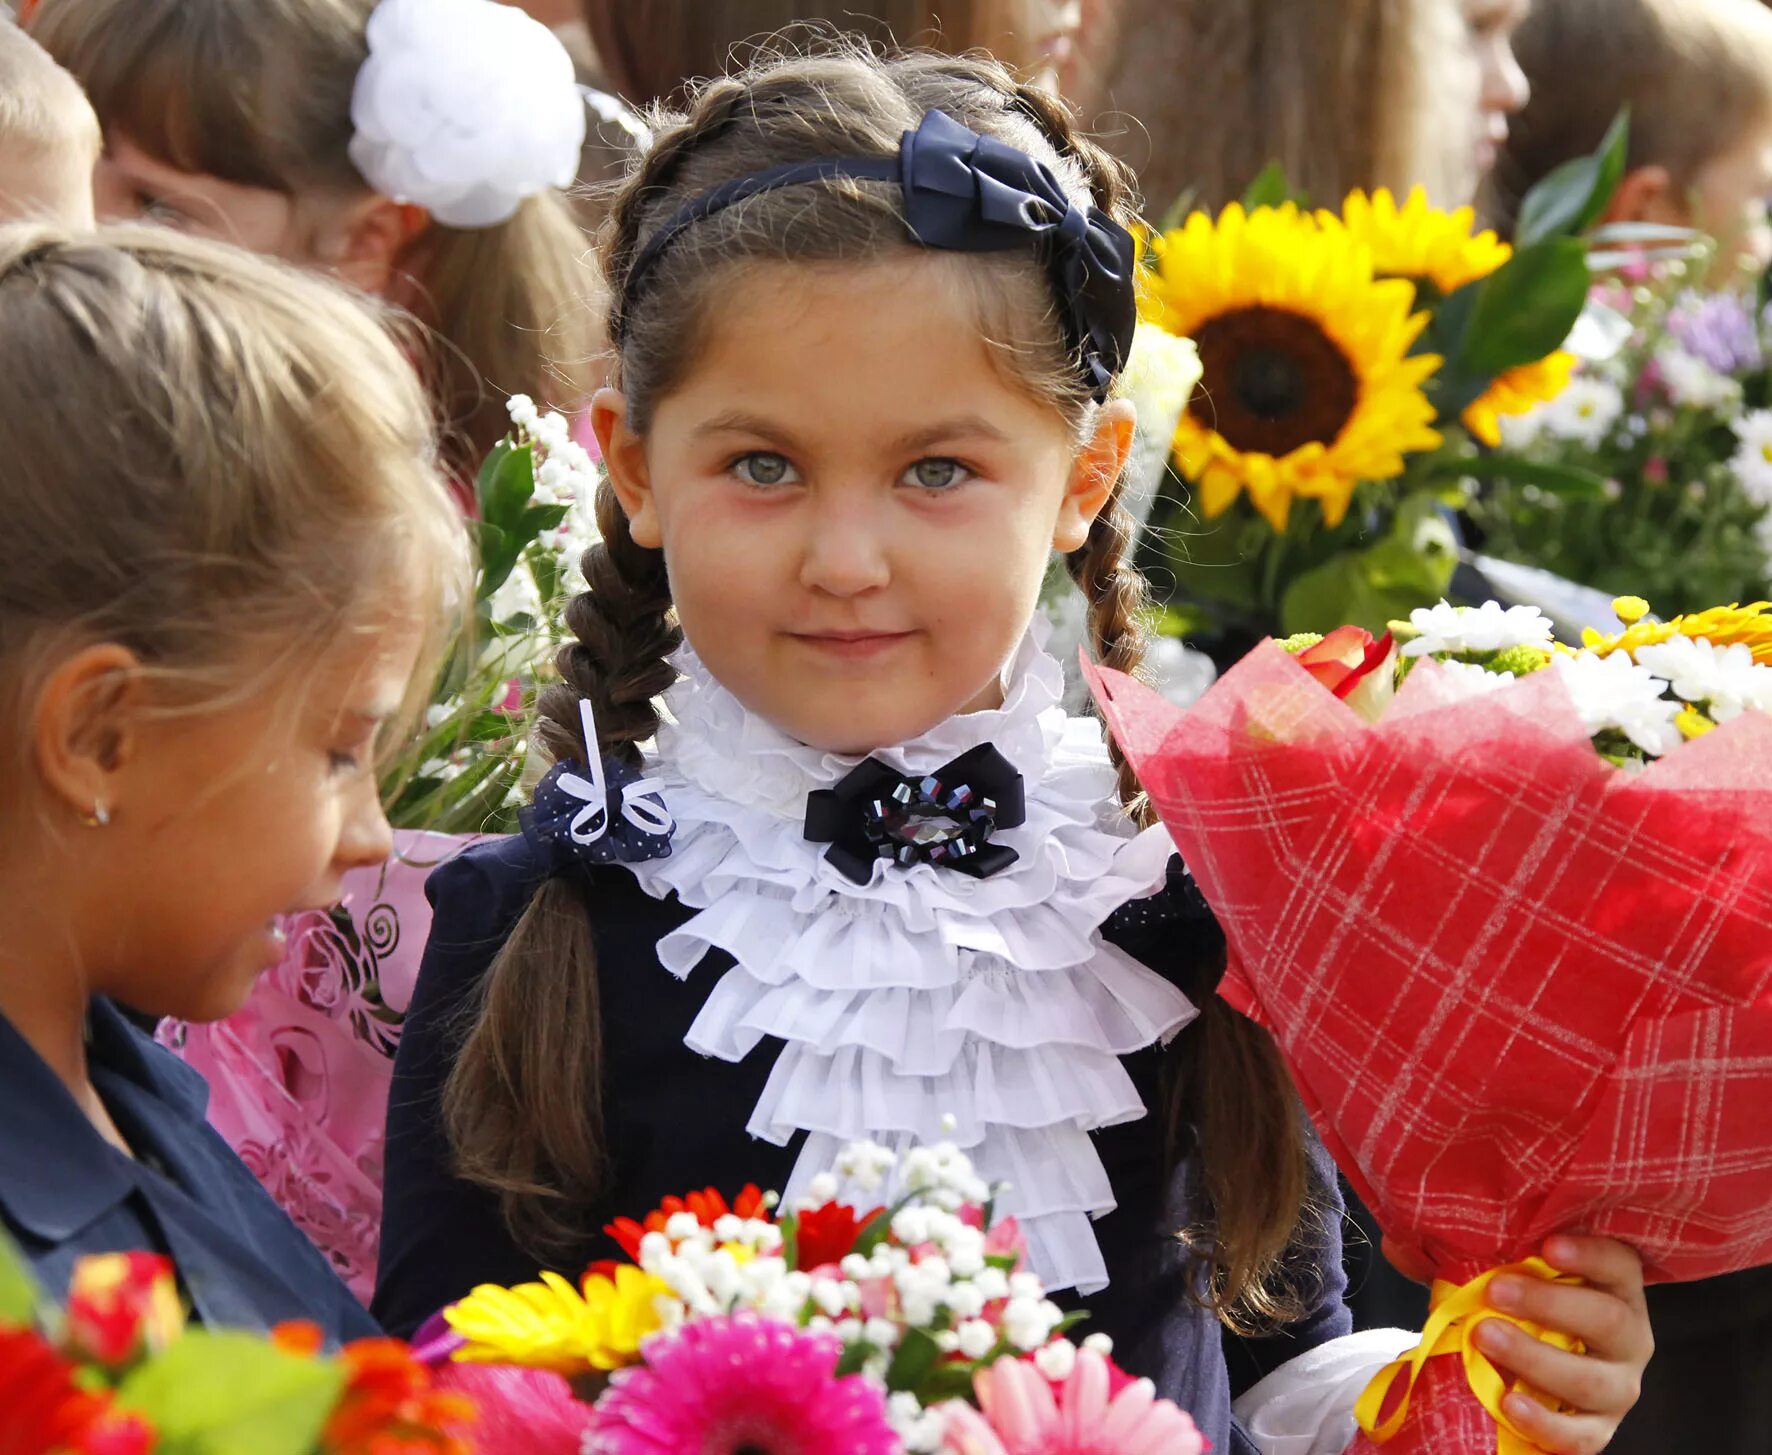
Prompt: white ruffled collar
<box><xmin>625</xmin><ymin>619</ymin><xmax>1196</xmax><ymax>1294</ymax></box>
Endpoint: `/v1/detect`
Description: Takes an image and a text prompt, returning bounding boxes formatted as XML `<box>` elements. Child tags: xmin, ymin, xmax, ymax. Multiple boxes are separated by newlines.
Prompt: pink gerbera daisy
<box><xmin>940</xmin><ymin>1348</ymin><xmax>1205</xmax><ymax>1455</ymax></box>
<box><xmin>586</xmin><ymin>1312</ymin><xmax>898</xmax><ymax>1455</ymax></box>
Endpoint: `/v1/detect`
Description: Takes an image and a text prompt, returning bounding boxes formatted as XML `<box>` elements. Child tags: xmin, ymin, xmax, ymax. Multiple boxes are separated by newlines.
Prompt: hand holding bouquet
<box><xmin>1087</xmin><ymin>598</ymin><xmax>1772</xmax><ymax>1454</ymax></box>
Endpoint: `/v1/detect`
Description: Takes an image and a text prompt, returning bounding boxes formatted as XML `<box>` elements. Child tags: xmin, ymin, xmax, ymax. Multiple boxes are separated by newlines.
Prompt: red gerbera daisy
<box><xmin>604</xmin><ymin>1185</ymin><xmax>770</xmax><ymax>1262</ymax></box>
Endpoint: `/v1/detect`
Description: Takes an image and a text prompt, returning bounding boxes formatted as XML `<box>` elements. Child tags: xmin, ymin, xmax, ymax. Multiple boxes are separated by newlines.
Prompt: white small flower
<box><xmin>805</xmin><ymin>1172</ymin><xmax>840</xmax><ymax>1206</ymax></box>
<box><xmin>1007</xmin><ymin>1272</ymin><xmax>1047</xmax><ymax>1301</ymax></box>
<box><xmin>1402</xmin><ymin>600</ymin><xmax>1556</xmax><ymax>658</ymax></box>
<box><xmin>955</xmin><ymin>1319</ymin><xmax>997</xmax><ymax>1360</ymax></box>
<box><xmin>1551</xmin><ymin>651</ymin><xmax>1682</xmax><ymax>756</ymax></box>
<box><xmin>1433</xmin><ymin>659</ymin><xmax>1517</xmax><ymax>700</ymax></box>
<box><xmin>486</xmin><ymin>563</ymin><xmax>543</xmax><ymax>624</ymax></box>
<box><xmin>973</xmin><ymin>1267</ymin><xmax>1010</xmax><ymax>1302</ymax></box>
<box><xmin>1002</xmin><ymin>1296</ymin><xmax>1063</xmax><ymax>1351</ymax></box>
<box><xmin>810</xmin><ymin>1277</ymin><xmax>851</xmax><ymax>1319</ymax></box>
<box><xmin>1541</xmin><ymin>376</ymin><xmax>1625</xmax><ymax>448</ymax></box>
<box><xmin>711</xmin><ymin>1215</ymin><xmax>743</xmax><ymax>1244</ymax></box>
<box><xmin>1633</xmin><ymin>636</ymin><xmax>1772</xmax><ymax>721</ymax></box>
<box><xmin>1730</xmin><ymin>408</ymin><xmax>1772</xmax><ymax>506</ymax></box>
<box><xmin>663</xmin><ymin>1211</ymin><xmax>704</xmax><ymax>1242</ymax></box>
<box><xmin>1081</xmin><ymin>1332</ymin><xmax>1115</xmax><ymax>1356</ymax></box>
<box><xmin>891</xmin><ymin>1207</ymin><xmax>932</xmax><ymax>1247</ymax></box>
<box><xmin>839</xmin><ymin>1254</ymin><xmax>872</xmax><ymax>1282</ymax></box>
<box><xmin>505</xmin><ymin>394</ymin><xmax>539</xmax><ymax>429</ymax></box>
<box><xmin>1034</xmin><ymin>1339</ymin><xmax>1078</xmax><ymax>1381</ymax></box>
<box><xmin>864</xmin><ymin>1317</ymin><xmax>902</xmax><ymax>1350</ymax></box>
<box><xmin>637</xmin><ymin>1231</ymin><xmax>672</xmax><ymax>1271</ymax></box>
<box><xmin>1657</xmin><ymin>344</ymin><xmax>1741</xmax><ymax>412</ymax></box>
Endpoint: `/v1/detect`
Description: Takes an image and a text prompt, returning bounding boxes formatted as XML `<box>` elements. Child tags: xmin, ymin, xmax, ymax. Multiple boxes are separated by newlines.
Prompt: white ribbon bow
<box><xmin>555</xmin><ymin>698</ymin><xmax>674</xmax><ymax>846</ymax></box>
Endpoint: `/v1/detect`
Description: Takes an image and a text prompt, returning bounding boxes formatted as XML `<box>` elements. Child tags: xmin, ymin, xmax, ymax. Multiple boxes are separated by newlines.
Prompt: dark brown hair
<box><xmin>28</xmin><ymin>0</ymin><xmax>596</xmax><ymax>475</ymax></box>
<box><xmin>1496</xmin><ymin>0</ymin><xmax>1772</xmax><ymax>231</ymax></box>
<box><xmin>444</xmin><ymin>41</ymin><xmax>1309</xmax><ymax>1330</ymax></box>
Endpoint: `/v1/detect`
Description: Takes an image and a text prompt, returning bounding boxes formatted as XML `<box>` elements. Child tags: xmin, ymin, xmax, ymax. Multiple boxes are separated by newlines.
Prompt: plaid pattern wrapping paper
<box><xmin>1086</xmin><ymin>645</ymin><xmax>1772</xmax><ymax>1454</ymax></box>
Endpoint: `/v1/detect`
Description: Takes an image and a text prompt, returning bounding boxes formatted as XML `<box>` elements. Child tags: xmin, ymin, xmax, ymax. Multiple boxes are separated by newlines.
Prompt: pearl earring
<box><xmin>83</xmin><ymin>802</ymin><xmax>111</xmax><ymax>828</ymax></box>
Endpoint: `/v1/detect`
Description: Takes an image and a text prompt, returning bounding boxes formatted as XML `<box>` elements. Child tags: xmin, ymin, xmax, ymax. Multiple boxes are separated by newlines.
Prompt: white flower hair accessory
<box><xmin>348</xmin><ymin>0</ymin><xmax>586</xmax><ymax>228</ymax></box>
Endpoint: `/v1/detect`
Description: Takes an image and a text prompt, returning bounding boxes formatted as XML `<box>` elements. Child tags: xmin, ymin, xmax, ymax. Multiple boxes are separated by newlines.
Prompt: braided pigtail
<box><xmin>441</xmin><ymin>484</ymin><xmax>679</xmax><ymax>1260</ymax></box>
<box><xmin>1008</xmin><ymin>72</ymin><xmax>1314</xmax><ymax>1335</ymax></box>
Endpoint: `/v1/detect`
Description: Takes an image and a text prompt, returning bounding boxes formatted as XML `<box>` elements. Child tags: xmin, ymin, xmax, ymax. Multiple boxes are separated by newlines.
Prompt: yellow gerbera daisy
<box><xmin>1143</xmin><ymin>203</ymin><xmax>1442</xmax><ymax>532</ymax></box>
<box><xmin>1583</xmin><ymin>597</ymin><xmax>1772</xmax><ymax>665</ymax></box>
<box><xmin>1325</xmin><ymin>186</ymin><xmax>1512</xmax><ymax>296</ymax></box>
<box><xmin>446</xmin><ymin>1264</ymin><xmax>669</xmax><ymax>1373</ymax></box>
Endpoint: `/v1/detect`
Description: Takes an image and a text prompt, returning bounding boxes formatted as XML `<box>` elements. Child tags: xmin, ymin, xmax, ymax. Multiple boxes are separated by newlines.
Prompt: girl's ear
<box><xmin>31</xmin><ymin>644</ymin><xmax>142</xmax><ymax>825</ymax></box>
<box><xmin>315</xmin><ymin>194</ymin><xmax>432</xmax><ymax>297</ymax></box>
<box><xmin>590</xmin><ymin>387</ymin><xmax>663</xmax><ymax>548</ymax></box>
<box><xmin>1053</xmin><ymin>398</ymin><xmax>1136</xmax><ymax>554</ymax></box>
<box><xmin>1602</xmin><ymin>164</ymin><xmax>1682</xmax><ymax>227</ymax></box>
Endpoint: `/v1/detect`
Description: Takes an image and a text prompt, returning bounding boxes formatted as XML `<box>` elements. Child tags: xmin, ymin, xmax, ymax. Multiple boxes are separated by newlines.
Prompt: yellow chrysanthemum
<box><xmin>1462</xmin><ymin>350</ymin><xmax>1579</xmax><ymax>446</ymax></box>
<box><xmin>1143</xmin><ymin>203</ymin><xmax>1442</xmax><ymax>532</ymax></box>
<box><xmin>1583</xmin><ymin>598</ymin><xmax>1772</xmax><ymax>665</ymax></box>
<box><xmin>445</xmin><ymin>1264</ymin><xmax>668</xmax><ymax>1374</ymax></box>
<box><xmin>1325</xmin><ymin>187</ymin><xmax>1513</xmax><ymax>296</ymax></box>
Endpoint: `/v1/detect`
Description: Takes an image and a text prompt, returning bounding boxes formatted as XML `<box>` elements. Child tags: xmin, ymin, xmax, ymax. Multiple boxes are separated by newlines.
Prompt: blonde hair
<box><xmin>444</xmin><ymin>40</ymin><xmax>1312</xmax><ymax>1335</ymax></box>
<box><xmin>0</xmin><ymin>17</ymin><xmax>97</xmax><ymax>191</ymax></box>
<box><xmin>1084</xmin><ymin>0</ymin><xmax>1458</xmax><ymax>212</ymax></box>
<box><xmin>0</xmin><ymin>222</ymin><xmax>468</xmax><ymax>777</ymax></box>
<box><xmin>29</xmin><ymin>0</ymin><xmax>596</xmax><ymax>474</ymax></box>
<box><xmin>1500</xmin><ymin>0</ymin><xmax>1772</xmax><ymax>222</ymax></box>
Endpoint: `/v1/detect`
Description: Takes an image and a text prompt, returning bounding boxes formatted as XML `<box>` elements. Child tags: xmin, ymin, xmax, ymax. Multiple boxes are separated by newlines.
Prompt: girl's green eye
<box><xmin>904</xmin><ymin>458</ymin><xmax>968</xmax><ymax>491</ymax></box>
<box><xmin>733</xmin><ymin>452</ymin><xmax>796</xmax><ymax>487</ymax></box>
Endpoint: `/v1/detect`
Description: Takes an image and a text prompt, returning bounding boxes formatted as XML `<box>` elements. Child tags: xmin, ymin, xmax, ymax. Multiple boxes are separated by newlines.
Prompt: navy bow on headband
<box><xmin>521</xmin><ymin>699</ymin><xmax>675</xmax><ymax>873</ymax></box>
<box><xmin>616</xmin><ymin>109</ymin><xmax>1138</xmax><ymax>401</ymax></box>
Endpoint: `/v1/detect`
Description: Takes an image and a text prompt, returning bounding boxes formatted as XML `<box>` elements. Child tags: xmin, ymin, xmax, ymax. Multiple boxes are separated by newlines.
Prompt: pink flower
<box><xmin>940</xmin><ymin>1349</ymin><xmax>1204</xmax><ymax>1455</ymax></box>
<box><xmin>586</xmin><ymin>1313</ymin><xmax>898</xmax><ymax>1455</ymax></box>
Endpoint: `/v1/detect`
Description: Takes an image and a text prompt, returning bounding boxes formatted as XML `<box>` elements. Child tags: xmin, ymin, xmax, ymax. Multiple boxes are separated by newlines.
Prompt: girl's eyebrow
<box><xmin>691</xmin><ymin>411</ymin><xmax>1011</xmax><ymax>453</ymax></box>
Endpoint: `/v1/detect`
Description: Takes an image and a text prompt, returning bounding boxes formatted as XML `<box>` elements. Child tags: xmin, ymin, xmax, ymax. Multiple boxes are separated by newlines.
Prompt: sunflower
<box><xmin>1143</xmin><ymin>203</ymin><xmax>1442</xmax><ymax>531</ymax></box>
<box><xmin>1324</xmin><ymin>187</ymin><xmax>1573</xmax><ymax>444</ymax></box>
<box><xmin>1583</xmin><ymin>597</ymin><xmax>1772</xmax><ymax>665</ymax></box>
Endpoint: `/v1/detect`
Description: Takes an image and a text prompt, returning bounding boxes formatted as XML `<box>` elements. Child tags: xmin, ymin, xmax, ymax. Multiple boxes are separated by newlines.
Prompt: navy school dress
<box><xmin>0</xmin><ymin>996</ymin><xmax>377</xmax><ymax>1343</ymax></box>
<box><xmin>375</xmin><ymin>835</ymin><xmax>1352</xmax><ymax>1454</ymax></box>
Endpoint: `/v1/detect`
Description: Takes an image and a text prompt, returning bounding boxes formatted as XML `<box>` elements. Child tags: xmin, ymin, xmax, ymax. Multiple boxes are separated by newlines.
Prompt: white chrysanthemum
<box><xmin>1729</xmin><ymin>409</ymin><xmax>1772</xmax><ymax>506</ymax></box>
<box><xmin>1657</xmin><ymin>344</ymin><xmax>1742</xmax><ymax>412</ymax></box>
<box><xmin>350</xmin><ymin>0</ymin><xmax>586</xmax><ymax>227</ymax></box>
<box><xmin>1497</xmin><ymin>404</ymin><xmax>1550</xmax><ymax>451</ymax></box>
<box><xmin>1551</xmin><ymin>651</ymin><xmax>1682</xmax><ymax>756</ymax></box>
<box><xmin>1402</xmin><ymin>600</ymin><xmax>1556</xmax><ymax>657</ymax></box>
<box><xmin>1433</xmin><ymin>659</ymin><xmax>1517</xmax><ymax>700</ymax></box>
<box><xmin>1539</xmin><ymin>376</ymin><xmax>1624</xmax><ymax>449</ymax></box>
<box><xmin>1632</xmin><ymin>636</ymin><xmax>1772</xmax><ymax>721</ymax></box>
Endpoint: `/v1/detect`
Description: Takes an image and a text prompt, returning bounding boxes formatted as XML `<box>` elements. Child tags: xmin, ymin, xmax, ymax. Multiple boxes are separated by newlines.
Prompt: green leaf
<box><xmin>884</xmin><ymin>1327</ymin><xmax>943</xmax><ymax>1394</ymax></box>
<box><xmin>1458</xmin><ymin>238</ymin><xmax>1592</xmax><ymax>380</ymax></box>
<box><xmin>1278</xmin><ymin>494</ymin><xmax>1458</xmax><ymax>635</ymax></box>
<box><xmin>475</xmin><ymin>520</ymin><xmax>524</xmax><ymax>600</ymax></box>
<box><xmin>479</xmin><ymin>440</ymin><xmax>537</xmax><ymax>531</ymax></box>
<box><xmin>0</xmin><ymin>1231</ymin><xmax>41</xmax><ymax>1325</ymax></box>
<box><xmin>1153</xmin><ymin>184</ymin><xmax>1200</xmax><ymax>237</ymax></box>
<box><xmin>850</xmin><ymin>1194</ymin><xmax>917</xmax><ymax>1259</ymax></box>
<box><xmin>474</xmin><ymin>437</ymin><xmax>514</xmax><ymax>507</ymax></box>
<box><xmin>115</xmin><ymin>1332</ymin><xmax>344</xmax><ymax>1455</ymax></box>
<box><xmin>1449</xmin><ymin>454</ymin><xmax>1610</xmax><ymax>499</ymax></box>
<box><xmin>1516</xmin><ymin>107</ymin><xmax>1629</xmax><ymax>246</ymax></box>
<box><xmin>834</xmin><ymin>1341</ymin><xmax>874</xmax><ymax>1379</ymax></box>
<box><xmin>1240</xmin><ymin>159</ymin><xmax>1308</xmax><ymax>211</ymax></box>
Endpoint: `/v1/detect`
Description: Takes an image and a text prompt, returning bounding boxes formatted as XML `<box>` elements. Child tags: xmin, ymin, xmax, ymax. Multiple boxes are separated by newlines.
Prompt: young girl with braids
<box><xmin>376</xmin><ymin>46</ymin><xmax>1652</xmax><ymax>1454</ymax></box>
<box><xmin>27</xmin><ymin>0</ymin><xmax>595</xmax><ymax>478</ymax></box>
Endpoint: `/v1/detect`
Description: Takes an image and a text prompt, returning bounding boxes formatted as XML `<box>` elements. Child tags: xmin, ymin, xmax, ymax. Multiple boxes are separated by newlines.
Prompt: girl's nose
<box><xmin>798</xmin><ymin>500</ymin><xmax>892</xmax><ymax>598</ymax></box>
<box><xmin>336</xmin><ymin>774</ymin><xmax>395</xmax><ymax>873</ymax></box>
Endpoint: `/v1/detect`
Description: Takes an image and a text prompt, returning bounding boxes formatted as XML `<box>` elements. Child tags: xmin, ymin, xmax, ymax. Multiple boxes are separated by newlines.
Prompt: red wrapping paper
<box><xmin>1086</xmin><ymin>645</ymin><xmax>1772</xmax><ymax>1453</ymax></box>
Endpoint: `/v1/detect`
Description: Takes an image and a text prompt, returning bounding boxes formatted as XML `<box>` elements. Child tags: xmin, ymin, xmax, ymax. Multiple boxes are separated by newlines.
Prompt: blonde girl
<box><xmin>374</xmin><ymin>43</ymin><xmax>1649</xmax><ymax>1454</ymax></box>
<box><xmin>0</xmin><ymin>223</ymin><xmax>465</xmax><ymax>1336</ymax></box>
<box><xmin>29</xmin><ymin>0</ymin><xmax>596</xmax><ymax>479</ymax></box>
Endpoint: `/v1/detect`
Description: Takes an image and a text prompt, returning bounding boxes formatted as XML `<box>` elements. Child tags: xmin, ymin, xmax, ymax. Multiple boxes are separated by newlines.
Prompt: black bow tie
<box><xmin>803</xmin><ymin>743</ymin><xmax>1027</xmax><ymax>886</ymax></box>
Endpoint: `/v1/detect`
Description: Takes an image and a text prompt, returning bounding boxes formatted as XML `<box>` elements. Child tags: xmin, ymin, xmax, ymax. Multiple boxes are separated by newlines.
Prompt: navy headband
<box><xmin>613</xmin><ymin>108</ymin><xmax>1139</xmax><ymax>402</ymax></box>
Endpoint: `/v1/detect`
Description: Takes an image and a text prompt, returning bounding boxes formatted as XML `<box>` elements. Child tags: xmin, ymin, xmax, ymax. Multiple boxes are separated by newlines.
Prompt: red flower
<box><xmin>65</xmin><ymin>1253</ymin><xmax>182</xmax><ymax>1368</ymax></box>
<box><xmin>791</xmin><ymin>1203</ymin><xmax>882</xmax><ymax>1272</ymax></box>
<box><xmin>1292</xmin><ymin>625</ymin><xmax>1394</xmax><ymax>699</ymax></box>
<box><xmin>274</xmin><ymin>1326</ymin><xmax>477</xmax><ymax>1455</ymax></box>
<box><xmin>0</xmin><ymin>1323</ymin><xmax>154</xmax><ymax>1454</ymax></box>
<box><xmin>605</xmin><ymin>1185</ymin><xmax>770</xmax><ymax>1262</ymax></box>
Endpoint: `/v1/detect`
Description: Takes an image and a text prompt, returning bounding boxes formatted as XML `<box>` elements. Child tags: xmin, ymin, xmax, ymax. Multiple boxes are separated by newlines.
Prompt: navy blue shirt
<box><xmin>0</xmin><ymin>997</ymin><xmax>376</xmax><ymax>1344</ymax></box>
<box><xmin>375</xmin><ymin>836</ymin><xmax>1351</xmax><ymax>1453</ymax></box>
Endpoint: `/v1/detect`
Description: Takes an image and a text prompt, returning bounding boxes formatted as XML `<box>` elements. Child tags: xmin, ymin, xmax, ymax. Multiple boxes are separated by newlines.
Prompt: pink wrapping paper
<box><xmin>1087</xmin><ymin>645</ymin><xmax>1772</xmax><ymax>1452</ymax></box>
<box><xmin>161</xmin><ymin>831</ymin><xmax>479</xmax><ymax>1300</ymax></box>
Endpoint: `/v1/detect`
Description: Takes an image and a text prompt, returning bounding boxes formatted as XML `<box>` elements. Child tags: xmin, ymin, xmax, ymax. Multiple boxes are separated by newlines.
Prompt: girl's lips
<box><xmin>789</xmin><ymin>630</ymin><xmax>917</xmax><ymax>660</ymax></box>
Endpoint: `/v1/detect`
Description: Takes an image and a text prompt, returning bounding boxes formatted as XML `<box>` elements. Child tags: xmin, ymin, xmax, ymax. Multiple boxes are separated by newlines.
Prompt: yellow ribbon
<box><xmin>1353</xmin><ymin>1257</ymin><xmax>1586</xmax><ymax>1454</ymax></box>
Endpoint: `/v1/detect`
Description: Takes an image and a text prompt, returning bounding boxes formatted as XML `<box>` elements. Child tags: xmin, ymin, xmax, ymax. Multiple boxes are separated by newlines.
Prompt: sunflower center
<box><xmin>1189</xmin><ymin>305</ymin><xmax>1359</xmax><ymax>457</ymax></box>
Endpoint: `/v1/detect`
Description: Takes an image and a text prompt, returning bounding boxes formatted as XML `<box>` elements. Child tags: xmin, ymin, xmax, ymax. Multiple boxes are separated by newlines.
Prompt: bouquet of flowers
<box><xmin>0</xmin><ymin>1238</ymin><xmax>532</xmax><ymax>1454</ymax></box>
<box><xmin>1085</xmin><ymin>598</ymin><xmax>1772</xmax><ymax>1453</ymax></box>
<box><xmin>1470</xmin><ymin>260</ymin><xmax>1772</xmax><ymax>614</ymax></box>
<box><xmin>1138</xmin><ymin>122</ymin><xmax>1635</xmax><ymax>652</ymax></box>
<box><xmin>160</xmin><ymin>400</ymin><xmax>601</xmax><ymax>1298</ymax></box>
<box><xmin>440</xmin><ymin>1136</ymin><xmax>1204</xmax><ymax>1455</ymax></box>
